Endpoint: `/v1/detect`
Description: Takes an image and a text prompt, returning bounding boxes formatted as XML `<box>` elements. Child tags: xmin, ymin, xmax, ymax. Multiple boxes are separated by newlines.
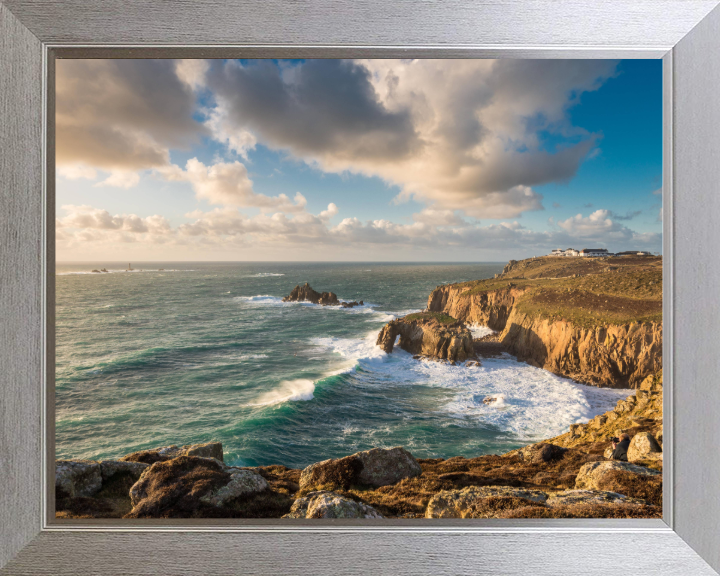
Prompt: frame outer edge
<box><xmin>0</xmin><ymin>0</ymin><xmax>718</xmax><ymax>574</ymax></box>
<box><xmin>0</xmin><ymin>2</ymin><xmax>43</xmax><ymax>570</ymax></box>
<box><xmin>671</xmin><ymin>4</ymin><xmax>720</xmax><ymax>573</ymax></box>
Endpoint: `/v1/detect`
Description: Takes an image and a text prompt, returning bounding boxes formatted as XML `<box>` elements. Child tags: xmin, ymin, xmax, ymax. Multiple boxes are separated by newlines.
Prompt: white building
<box><xmin>550</xmin><ymin>248</ymin><xmax>579</xmax><ymax>257</ymax></box>
<box><xmin>579</xmin><ymin>248</ymin><xmax>610</xmax><ymax>257</ymax></box>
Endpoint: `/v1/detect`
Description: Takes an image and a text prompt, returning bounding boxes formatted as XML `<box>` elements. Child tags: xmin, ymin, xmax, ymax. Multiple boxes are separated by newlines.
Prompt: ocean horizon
<box><xmin>55</xmin><ymin>261</ymin><xmax>632</xmax><ymax>469</ymax></box>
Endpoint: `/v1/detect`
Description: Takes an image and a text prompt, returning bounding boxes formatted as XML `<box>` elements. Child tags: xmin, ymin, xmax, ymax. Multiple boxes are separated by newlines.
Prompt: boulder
<box><xmin>56</xmin><ymin>460</ymin><xmax>102</xmax><ymax>498</ymax></box>
<box><xmin>299</xmin><ymin>447</ymin><xmax>421</xmax><ymax>491</ymax></box>
<box><xmin>355</xmin><ymin>447</ymin><xmax>422</xmax><ymax>487</ymax></box>
<box><xmin>575</xmin><ymin>461</ymin><xmax>661</xmax><ymax>491</ymax></box>
<box><xmin>518</xmin><ymin>443</ymin><xmax>567</xmax><ymax>463</ymax></box>
<box><xmin>604</xmin><ymin>447</ymin><xmax>614</xmax><ymax>460</ymax></box>
<box><xmin>545</xmin><ymin>490</ymin><xmax>647</xmax><ymax>507</ymax></box>
<box><xmin>99</xmin><ymin>460</ymin><xmax>148</xmax><ymax>483</ymax></box>
<box><xmin>283</xmin><ymin>491</ymin><xmax>383</xmax><ymax>519</ymax></box>
<box><xmin>121</xmin><ymin>442</ymin><xmax>224</xmax><ymax>465</ymax></box>
<box><xmin>199</xmin><ymin>469</ymin><xmax>268</xmax><ymax>507</ymax></box>
<box><xmin>128</xmin><ymin>456</ymin><xmax>232</xmax><ymax>516</ymax></box>
<box><xmin>299</xmin><ymin>455</ymin><xmax>363</xmax><ymax>491</ymax></box>
<box><xmin>282</xmin><ymin>283</ymin><xmax>340</xmax><ymax>306</ymax></box>
<box><xmin>425</xmin><ymin>486</ymin><xmax>549</xmax><ymax>519</ymax></box>
<box><xmin>627</xmin><ymin>432</ymin><xmax>662</xmax><ymax>463</ymax></box>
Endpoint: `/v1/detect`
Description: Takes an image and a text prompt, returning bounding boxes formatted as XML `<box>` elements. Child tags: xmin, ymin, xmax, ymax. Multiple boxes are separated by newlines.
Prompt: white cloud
<box><xmin>175</xmin><ymin>59</ymin><xmax>209</xmax><ymax>91</ymax></box>
<box><xmin>158</xmin><ymin>158</ymin><xmax>307</xmax><ymax>212</ymax></box>
<box><xmin>205</xmin><ymin>59</ymin><xmax>617</xmax><ymax>219</ymax></box>
<box><xmin>94</xmin><ymin>170</ymin><xmax>141</xmax><ymax>189</ymax></box>
<box><xmin>57</xmin><ymin>164</ymin><xmax>97</xmax><ymax>181</ymax></box>
<box><xmin>58</xmin><ymin>205</ymin><xmax>172</xmax><ymax>235</ymax></box>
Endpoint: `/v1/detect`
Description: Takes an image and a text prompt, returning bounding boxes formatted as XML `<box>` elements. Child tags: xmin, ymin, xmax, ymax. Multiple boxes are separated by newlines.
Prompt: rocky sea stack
<box><xmin>282</xmin><ymin>283</ymin><xmax>364</xmax><ymax>308</ymax></box>
<box><xmin>376</xmin><ymin>311</ymin><xmax>474</xmax><ymax>362</ymax></box>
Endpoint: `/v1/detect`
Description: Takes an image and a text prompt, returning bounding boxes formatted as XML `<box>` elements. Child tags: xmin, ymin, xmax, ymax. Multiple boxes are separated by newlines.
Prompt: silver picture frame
<box><xmin>2</xmin><ymin>1</ymin><xmax>720</xmax><ymax>573</ymax></box>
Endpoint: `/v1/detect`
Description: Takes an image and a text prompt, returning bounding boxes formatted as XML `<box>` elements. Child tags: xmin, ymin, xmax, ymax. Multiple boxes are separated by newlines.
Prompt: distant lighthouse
<box><xmin>127</xmin><ymin>262</ymin><xmax>133</xmax><ymax>271</ymax></box>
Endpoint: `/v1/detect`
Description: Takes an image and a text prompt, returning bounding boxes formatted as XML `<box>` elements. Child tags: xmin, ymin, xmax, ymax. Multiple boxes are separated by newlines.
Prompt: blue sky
<box><xmin>56</xmin><ymin>58</ymin><xmax>662</xmax><ymax>261</ymax></box>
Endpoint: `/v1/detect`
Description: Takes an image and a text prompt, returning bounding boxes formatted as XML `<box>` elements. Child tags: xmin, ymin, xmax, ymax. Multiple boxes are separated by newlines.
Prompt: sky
<box><xmin>55</xmin><ymin>58</ymin><xmax>662</xmax><ymax>262</ymax></box>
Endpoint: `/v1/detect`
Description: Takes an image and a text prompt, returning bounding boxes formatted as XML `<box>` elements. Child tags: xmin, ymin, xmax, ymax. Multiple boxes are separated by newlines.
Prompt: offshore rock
<box><xmin>283</xmin><ymin>491</ymin><xmax>383</xmax><ymax>519</ymax></box>
<box><xmin>376</xmin><ymin>313</ymin><xmax>474</xmax><ymax>362</ymax></box>
<box><xmin>282</xmin><ymin>283</ymin><xmax>340</xmax><ymax>306</ymax></box>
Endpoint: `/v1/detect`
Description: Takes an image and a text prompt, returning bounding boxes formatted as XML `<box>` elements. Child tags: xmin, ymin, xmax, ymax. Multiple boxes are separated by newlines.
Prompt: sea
<box><xmin>55</xmin><ymin>262</ymin><xmax>632</xmax><ymax>469</ymax></box>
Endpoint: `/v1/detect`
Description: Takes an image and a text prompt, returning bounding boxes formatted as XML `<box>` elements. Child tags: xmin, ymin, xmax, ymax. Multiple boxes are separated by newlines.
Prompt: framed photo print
<box><xmin>1</xmin><ymin>1</ymin><xmax>720</xmax><ymax>574</ymax></box>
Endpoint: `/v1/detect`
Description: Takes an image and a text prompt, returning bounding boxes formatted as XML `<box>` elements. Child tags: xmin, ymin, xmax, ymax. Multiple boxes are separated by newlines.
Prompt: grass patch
<box><xmin>404</xmin><ymin>311</ymin><xmax>458</xmax><ymax>325</ymax></box>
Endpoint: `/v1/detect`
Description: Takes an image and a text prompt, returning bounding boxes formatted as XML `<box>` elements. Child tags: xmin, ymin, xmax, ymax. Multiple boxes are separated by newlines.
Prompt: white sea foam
<box><xmin>311</xmin><ymin>330</ymin><xmax>633</xmax><ymax>442</ymax></box>
<box><xmin>245</xmin><ymin>273</ymin><xmax>285</xmax><ymax>277</ymax></box>
<box><xmin>245</xmin><ymin>379</ymin><xmax>315</xmax><ymax>407</ymax></box>
<box><xmin>469</xmin><ymin>324</ymin><xmax>496</xmax><ymax>339</ymax></box>
<box><xmin>235</xmin><ymin>294</ymin><xmax>381</xmax><ymax>315</ymax></box>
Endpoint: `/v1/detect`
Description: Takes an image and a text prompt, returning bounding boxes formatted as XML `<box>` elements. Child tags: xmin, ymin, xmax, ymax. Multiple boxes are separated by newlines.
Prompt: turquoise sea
<box><xmin>55</xmin><ymin>262</ymin><xmax>631</xmax><ymax>469</ymax></box>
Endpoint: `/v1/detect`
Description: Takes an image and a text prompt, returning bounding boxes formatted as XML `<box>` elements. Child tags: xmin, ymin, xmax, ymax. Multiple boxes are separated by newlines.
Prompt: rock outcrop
<box><xmin>574</xmin><ymin>461</ymin><xmax>661</xmax><ymax>491</ymax></box>
<box><xmin>282</xmin><ymin>283</ymin><xmax>340</xmax><ymax>306</ymax></box>
<box><xmin>283</xmin><ymin>491</ymin><xmax>384</xmax><ymax>519</ymax></box>
<box><xmin>121</xmin><ymin>441</ymin><xmax>224</xmax><ymax>464</ymax></box>
<box><xmin>376</xmin><ymin>313</ymin><xmax>474</xmax><ymax>362</ymax></box>
<box><xmin>425</xmin><ymin>486</ymin><xmax>549</xmax><ymax>518</ymax></box>
<box><xmin>627</xmin><ymin>432</ymin><xmax>663</xmax><ymax>463</ymax></box>
<box><xmin>56</xmin><ymin>460</ymin><xmax>102</xmax><ymax>498</ymax></box>
<box><xmin>299</xmin><ymin>447</ymin><xmax>422</xmax><ymax>492</ymax></box>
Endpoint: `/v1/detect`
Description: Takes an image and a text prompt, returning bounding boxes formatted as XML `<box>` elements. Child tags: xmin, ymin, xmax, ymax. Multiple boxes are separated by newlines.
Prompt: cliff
<box><xmin>427</xmin><ymin>256</ymin><xmax>662</xmax><ymax>388</ymax></box>
<box><xmin>376</xmin><ymin>312</ymin><xmax>474</xmax><ymax>362</ymax></box>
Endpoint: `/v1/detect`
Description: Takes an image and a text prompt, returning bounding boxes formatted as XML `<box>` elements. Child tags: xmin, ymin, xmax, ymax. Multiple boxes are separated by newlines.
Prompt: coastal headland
<box><xmin>56</xmin><ymin>256</ymin><xmax>664</xmax><ymax>519</ymax></box>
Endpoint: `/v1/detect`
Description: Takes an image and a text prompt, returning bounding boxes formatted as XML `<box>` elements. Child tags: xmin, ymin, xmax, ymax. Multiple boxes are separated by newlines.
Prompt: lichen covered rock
<box><xmin>299</xmin><ymin>447</ymin><xmax>421</xmax><ymax>491</ymax></box>
<box><xmin>121</xmin><ymin>441</ymin><xmax>224</xmax><ymax>465</ymax></box>
<box><xmin>627</xmin><ymin>432</ymin><xmax>662</xmax><ymax>463</ymax></box>
<box><xmin>283</xmin><ymin>491</ymin><xmax>383</xmax><ymax>519</ymax></box>
<box><xmin>199</xmin><ymin>469</ymin><xmax>268</xmax><ymax>507</ymax></box>
<box><xmin>56</xmin><ymin>460</ymin><xmax>102</xmax><ymax>498</ymax></box>
<box><xmin>545</xmin><ymin>489</ymin><xmax>647</xmax><ymax>507</ymax></box>
<box><xmin>425</xmin><ymin>486</ymin><xmax>549</xmax><ymax>518</ymax></box>
<box><xmin>575</xmin><ymin>461</ymin><xmax>660</xmax><ymax>491</ymax></box>
<box><xmin>99</xmin><ymin>460</ymin><xmax>148</xmax><ymax>482</ymax></box>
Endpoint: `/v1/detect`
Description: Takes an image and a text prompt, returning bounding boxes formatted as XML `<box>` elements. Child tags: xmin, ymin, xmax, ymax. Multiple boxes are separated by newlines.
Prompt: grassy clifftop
<box><xmin>456</xmin><ymin>255</ymin><xmax>661</xmax><ymax>328</ymax></box>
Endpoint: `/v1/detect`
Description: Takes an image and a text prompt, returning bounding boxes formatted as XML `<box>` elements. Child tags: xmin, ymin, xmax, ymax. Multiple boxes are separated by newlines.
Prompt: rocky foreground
<box><xmin>56</xmin><ymin>373</ymin><xmax>663</xmax><ymax>520</ymax></box>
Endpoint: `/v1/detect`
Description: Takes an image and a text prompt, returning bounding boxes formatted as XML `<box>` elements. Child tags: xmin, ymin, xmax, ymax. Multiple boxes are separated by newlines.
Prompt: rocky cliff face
<box><xmin>427</xmin><ymin>278</ymin><xmax>661</xmax><ymax>388</ymax></box>
<box><xmin>427</xmin><ymin>284</ymin><xmax>526</xmax><ymax>331</ymax></box>
<box><xmin>500</xmin><ymin>310</ymin><xmax>662</xmax><ymax>388</ymax></box>
<box><xmin>376</xmin><ymin>314</ymin><xmax>474</xmax><ymax>362</ymax></box>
